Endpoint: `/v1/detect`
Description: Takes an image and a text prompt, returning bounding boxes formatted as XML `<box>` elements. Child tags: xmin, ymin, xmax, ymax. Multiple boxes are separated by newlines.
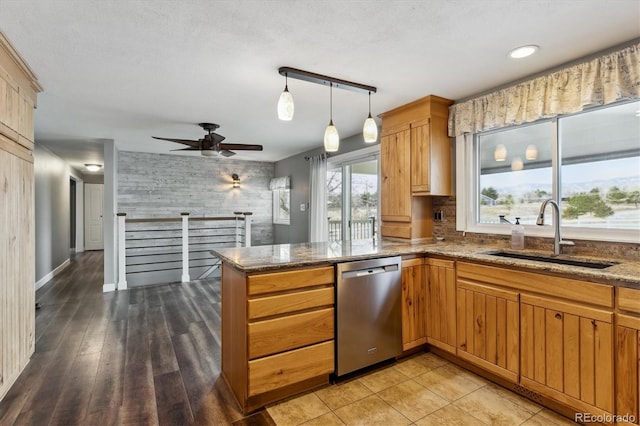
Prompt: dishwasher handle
<box><xmin>341</xmin><ymin>263</ymin><xmax>399</xmax><ymax>279</ymax></box>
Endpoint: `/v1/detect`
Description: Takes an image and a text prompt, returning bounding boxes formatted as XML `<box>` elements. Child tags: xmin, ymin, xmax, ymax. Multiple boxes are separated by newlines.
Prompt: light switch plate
<box><xmin>300</xmin><ymin>203</ymin><xmax>306</xmax><ymax>212</ymax></box>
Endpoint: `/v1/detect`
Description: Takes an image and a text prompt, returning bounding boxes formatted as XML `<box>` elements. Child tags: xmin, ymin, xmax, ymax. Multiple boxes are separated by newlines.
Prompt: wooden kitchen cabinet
<box><xmin>0</xmin><ymin>32</ymin><xmax>40</xmax><ymax>401</ymax></box>
<box><xmin>456</xmin><ymin>277</ymin><xmax>519</xmax><ymax>382</ymax></box>
<box><xmin>520</xmin><ymin>293</ymin><xmax>614</xmax><ymax>417</ymax></box>
<box><xmin>381</xmin><ymin>127</ymin><xmax>412</xmax><ymax>223</ymax></box>
<box><xmin>401</xmin><ymin>257</ymin><xmax>426</xmax><ymax>350</ymax></box>
<box><xmin>425</xmin><ymin>257</ymin><xmax>457</xmax><ymax>354</ymax></box>
<box><xmin>222</xmin><ymin>264</ymin><xmax>335</xmax><ymax>413</ymax></box>
<box><xmin>616</xmin><ymin>287</ymin><xmax>640</xmax><ymax>425</ymax></box>
<box><xmin>379</xmin><ymin>95</ymin><xmax>452</xmax><ymax>239</ymax></box>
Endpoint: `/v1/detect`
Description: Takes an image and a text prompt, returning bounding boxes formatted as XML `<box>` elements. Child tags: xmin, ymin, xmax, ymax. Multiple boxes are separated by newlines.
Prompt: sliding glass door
<box><xmin>327</xmin><ymin>153</ymin><xmax>379</xmax><ymax>241</ymax></box>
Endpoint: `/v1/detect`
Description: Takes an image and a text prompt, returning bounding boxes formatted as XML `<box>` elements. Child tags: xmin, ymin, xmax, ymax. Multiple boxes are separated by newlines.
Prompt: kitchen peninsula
<box><xmin>213</xmin><ymin>240</ymin><xmax>640</xmax><ymax>421</ymax></box>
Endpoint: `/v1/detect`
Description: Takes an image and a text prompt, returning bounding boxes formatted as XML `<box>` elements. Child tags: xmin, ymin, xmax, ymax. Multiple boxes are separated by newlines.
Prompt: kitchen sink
<box><xmin>483</xmin><ymin>250</ymin><xmax>619</xmax><ymax>269</ymax></box>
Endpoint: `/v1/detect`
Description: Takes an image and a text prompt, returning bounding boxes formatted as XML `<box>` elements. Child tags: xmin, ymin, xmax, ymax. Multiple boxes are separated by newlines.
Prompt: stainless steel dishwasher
<box><xmin>336</xmin><ymin>256</ymin><xmax>402</xmax><ymax>376</ymax></box>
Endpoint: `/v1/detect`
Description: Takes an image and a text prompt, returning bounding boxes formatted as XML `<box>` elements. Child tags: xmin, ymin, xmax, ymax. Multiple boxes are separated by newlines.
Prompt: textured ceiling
<box><xmin>0</xmin><ymin>0</ymin><xmax>638</xmax><ymax>170</ymax></box>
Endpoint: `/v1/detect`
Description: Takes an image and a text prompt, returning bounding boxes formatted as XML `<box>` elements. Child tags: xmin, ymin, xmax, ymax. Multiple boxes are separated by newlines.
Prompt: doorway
<box><xmin>70</xmin><ymin>179</ymin><xmax>76</xmax><ymax>252</ymax></box>
<box><xmin>84</xmin><ymin>183</ymin><xmax>104</xmax><ymax>250</ymax></box>
<box><xmin>327</xmin><ymin>150</ymin><xmax>380</xmax><ymax>241</ymax></box>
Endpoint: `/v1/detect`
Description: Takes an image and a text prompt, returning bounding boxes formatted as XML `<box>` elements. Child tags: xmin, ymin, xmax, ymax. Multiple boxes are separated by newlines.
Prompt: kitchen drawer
<box><xmin>248</xmin><ymin>308</ymin><xmax>334</xmax><ymax>359</ymax></box>
<box><xmin>248</xmin><ymin>340</ymin><xmax>334</xmax><ymax>396</ymax></box>
<box><xmin>617</xmin><ymin>287</ymin><xmax>640</xmax><ymax>315</ymax></box>
<box><xmin>248</xmin><ymin>266</ymin><xmax>334</xmax><ymax>296</ymax></box>
<box><xmin>457</xmin><ymin>262</ymin><xmax>614</xmax><ymax>308</ymax></box>
<box><xmin>248</xmin><ymin>287</ymin><xmax>334</xmax><ymax>320</ymax></box>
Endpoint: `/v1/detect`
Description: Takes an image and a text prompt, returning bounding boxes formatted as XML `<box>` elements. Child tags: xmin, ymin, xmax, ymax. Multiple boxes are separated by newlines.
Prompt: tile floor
<box><xmin>266</xmin><ymin>352</ymin><xmax>578</xmax><ymax>426</ymax></box>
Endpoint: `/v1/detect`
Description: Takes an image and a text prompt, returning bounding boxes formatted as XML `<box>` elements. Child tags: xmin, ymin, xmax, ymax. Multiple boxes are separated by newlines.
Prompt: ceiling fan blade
<box><xmin>220</xmin><ymin>143</ymin><xmax>263</xmax><ymax>151</ymax></box>
<box><xmin>170</xmin><ymin>147</ymin><xmax>202</xmax><ymax>151</ymax></box>
<box><xmin>219</xmin><ymin>150</ymin><xmax>236</xmax><ymax>157</ymax></box>
<box><xmin>152</xmin><ymin>136</ymin><xmax>200</xmax><ymax>148</ymax></box>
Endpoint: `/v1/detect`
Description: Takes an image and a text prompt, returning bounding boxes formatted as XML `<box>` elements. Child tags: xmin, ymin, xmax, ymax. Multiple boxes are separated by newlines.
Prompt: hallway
<box><xmin>0</xmin><ymin>251</ymin><xmax>266</xmax><ymax>425</ymax></box>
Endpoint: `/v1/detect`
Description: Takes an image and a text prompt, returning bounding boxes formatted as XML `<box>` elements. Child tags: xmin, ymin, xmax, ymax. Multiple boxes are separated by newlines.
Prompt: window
<box><xmin>327</xmin><ymin>146</ymin><xmax>380</xmax><ymax>241</ymax></box>
<box><xmin>461</xmin><ymin>100</ymin><xmax>640</xmax><ymax>242</ymax></box>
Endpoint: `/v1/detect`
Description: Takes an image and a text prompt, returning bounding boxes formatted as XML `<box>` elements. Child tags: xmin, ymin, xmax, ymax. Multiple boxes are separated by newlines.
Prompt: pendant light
<box><xmin>363</xmin><ymin>91</ymin><xmax>377</xmax><ymax>143</ymax></box>
<box><xmin>324</xmin><ymin>83</ymin><xmax>339</xmax><ymax>152</ymax></box>
<box><xmin>494</xmin><ymin>144</ymin><xmax>507</xmax><ymax>161</ymax></box>
<box><xmin>277</xmin><ymin>72</ymin><xmax>294</xmax><ymax>121</ymax></box>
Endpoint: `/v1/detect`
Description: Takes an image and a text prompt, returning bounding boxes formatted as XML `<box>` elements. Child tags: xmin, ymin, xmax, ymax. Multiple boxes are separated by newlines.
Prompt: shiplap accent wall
<box><xmin>117</xmin><ymin>151</ymin><xmax>274</xmax><ymax>245</ymax></box>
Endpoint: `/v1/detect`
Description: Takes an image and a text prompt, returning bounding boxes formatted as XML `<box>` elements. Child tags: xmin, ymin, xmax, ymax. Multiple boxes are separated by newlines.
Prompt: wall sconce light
<box><xmin>85</xmin><ymin>163</ymin><xmax>103</xmax><ymax>172</ymax></box>
<box><xmin>232</xmin><ymin>173</ymin><xmax>240</xmax><ymax>188</ymax></box>
<box><xmin>277</xmin><ymin>67</ymin><xmax>377</xmax><ymax>153</ymax></box>
<box><xmin>494</xmin><ymin>144</ymin><xmax>507</xmax><ymax>162</ymax></box>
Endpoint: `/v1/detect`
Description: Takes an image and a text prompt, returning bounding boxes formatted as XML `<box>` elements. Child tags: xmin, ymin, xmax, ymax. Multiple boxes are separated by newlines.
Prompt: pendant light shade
<box><xmin>324</xmin><ymin>84</ymin><xmax>340</xmax><ymax>152</ymax></box>
<box><xmin>363</xmin><ymin>92</ymin><xmax>377</xmax><ymax>143</ymax></box>
<box><xmin>324</xmin><ymin>120</ymin><xmax>340</xmax><ymax>152</ymax></box>
<box><xmin>277</xmin><ymin>73</ymin><xmax>294</xmax><ymax>121</ymax></box>
<box><xmin>494</xmin><ymin>144</ymin><xmax>507</xmax><ymax>161</ymax></box>
<box><xmin>525</xmin><ymin>144</ymin><xmax>538</xmax><ymax>160</ymax></box>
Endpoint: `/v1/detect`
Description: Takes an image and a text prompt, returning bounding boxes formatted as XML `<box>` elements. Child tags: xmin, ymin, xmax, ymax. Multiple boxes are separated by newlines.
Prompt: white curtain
<box><xmin>309</xmin><ymin>154</ymin><xmax>328</xmax><ymax>242</ymax></box>
<box><xmin>448</xmin><ymin>43</ymin><xmax>640</xmax><ymax>137</ymax></box>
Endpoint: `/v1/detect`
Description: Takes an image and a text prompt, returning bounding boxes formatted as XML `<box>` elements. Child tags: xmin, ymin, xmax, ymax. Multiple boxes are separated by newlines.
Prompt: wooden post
<box><xmin>116</xmin><ymin>213</ymin><xmax>127</xmax><ymax>291</ymax></box>
<box><xmin>244</xmin><ymin>212</ymin><xmax>252</xmax><ymax>247</ymax></box>
<box><xmin>181</xmin><ymin>212</ymin><xmax>190</xmax><ymax>283</ymax></box>
<box><xmin>234</xmin><ymin>211</ymin><xmax>242</xmax><ymax>247</ymax></box>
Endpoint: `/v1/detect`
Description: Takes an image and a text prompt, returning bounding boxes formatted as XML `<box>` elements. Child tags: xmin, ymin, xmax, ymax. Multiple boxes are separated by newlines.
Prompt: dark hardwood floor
<box><xmin>0</xmin><ymin>251</ymin><xmax>274</xmax><ymax>426</ymax></box>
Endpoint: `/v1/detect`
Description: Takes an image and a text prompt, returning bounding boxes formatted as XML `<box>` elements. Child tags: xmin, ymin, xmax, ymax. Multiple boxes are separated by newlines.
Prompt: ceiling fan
<box><xmin>152</xmin><ymin>123</ymin><xmax>263</xmax><ymax>157</ymax></box>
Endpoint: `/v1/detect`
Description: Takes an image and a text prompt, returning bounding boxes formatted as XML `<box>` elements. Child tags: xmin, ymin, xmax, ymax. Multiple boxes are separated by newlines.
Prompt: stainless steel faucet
<box><xmin>536</xmin><ymin>199</ymin><xmax>574</xmax><ymax>255</ymax></box>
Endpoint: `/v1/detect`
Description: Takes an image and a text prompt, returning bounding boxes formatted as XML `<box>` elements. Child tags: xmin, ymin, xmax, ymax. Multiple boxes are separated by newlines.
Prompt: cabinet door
<box><xmin>456</xmin><ymin>279</ymin><xmax>519</xmax><ymax>382</ymax></box>
<box><xmin>520</xmin><ymin>294</ymin><xmax>614</xmax><ymax>416</ymax></box>
<box><xmin>425</xmin><ymin>258</ymin><xmax>456</xmax><ymax>353</ymax></box>
<box><xmin>401</xmin><ymin>258</ymin><xmax>425</xmax><ymax>350</ymax></box>
<box><xmin>410</xmin><ymin>120</ymin><xmax>430</xmax><ymax>194</ymax></box>
<box><xmin>380</xmin><ymin>128</ymin><xmax>411</xmax><ymax>222</ymax></box>
<box><xmin>616</xmin><ymin>315</ymin><xmax>640</xmax><ymax>425</ymax></box>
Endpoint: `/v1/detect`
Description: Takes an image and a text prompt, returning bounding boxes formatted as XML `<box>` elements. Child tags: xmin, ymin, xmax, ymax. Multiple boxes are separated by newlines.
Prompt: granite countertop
<box><xmin>211</xmin><ymin>239</ymin><xmax>640</xmax><ymax>289</ymax></box>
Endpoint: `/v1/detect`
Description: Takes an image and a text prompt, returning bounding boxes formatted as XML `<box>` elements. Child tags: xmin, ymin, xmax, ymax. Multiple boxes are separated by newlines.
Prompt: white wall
<box><xmin>34</xmin><ymin>145</ymin><xmax>71</xmax><ymax>287</ymax></box>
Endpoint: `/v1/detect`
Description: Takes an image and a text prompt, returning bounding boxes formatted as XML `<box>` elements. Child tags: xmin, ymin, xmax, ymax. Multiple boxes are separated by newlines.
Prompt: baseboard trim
<box><xmin>35</xmin><ymin>258</ymin><xmax>70</xmax><ymax>291</ymax></box>
<box><xmin>103</xmin><ymin>283</ymin><xmax>116</xmax><ymax>293</ymax></box>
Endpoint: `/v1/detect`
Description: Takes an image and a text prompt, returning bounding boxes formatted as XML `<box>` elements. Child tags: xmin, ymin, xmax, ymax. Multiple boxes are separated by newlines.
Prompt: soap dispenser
<box><xmin>511</xmin><ymin>217</ymin><xmax>525</xmax><ymax>250</ymax></box>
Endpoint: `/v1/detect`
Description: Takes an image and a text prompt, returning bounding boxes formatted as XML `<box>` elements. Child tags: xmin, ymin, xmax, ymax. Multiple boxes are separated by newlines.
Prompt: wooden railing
<box><xmin>115</xmin><ymin>212</ymin><xmax>252</xmax><ymax>291</ymax></box>
<box><xmin>328</xmin><ymin>217</ymin><xmax>376</xmax><ymax>241</ymax></box>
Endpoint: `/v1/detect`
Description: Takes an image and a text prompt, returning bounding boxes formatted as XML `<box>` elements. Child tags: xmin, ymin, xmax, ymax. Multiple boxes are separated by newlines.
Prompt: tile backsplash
<box><xmin>432</xmin><ymin>197</ymin><xmax>639</xmax><ymax>261</ymax></box>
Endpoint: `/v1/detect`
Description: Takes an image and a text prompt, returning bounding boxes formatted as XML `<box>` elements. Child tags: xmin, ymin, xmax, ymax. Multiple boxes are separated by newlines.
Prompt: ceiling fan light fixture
<box><xmin>277</xmin><ymin>73</ymin><xmax>294</xmax><ymax>121</ymax></box>
<box><xmin>201</xmin><ymin>150</ymin><xmax>218</xmax><ymax>157</ymax></box>
<box><xmin>363</xmin><ymin>92</ymin><xmax>377</xmax><ymax>143</ymax></box>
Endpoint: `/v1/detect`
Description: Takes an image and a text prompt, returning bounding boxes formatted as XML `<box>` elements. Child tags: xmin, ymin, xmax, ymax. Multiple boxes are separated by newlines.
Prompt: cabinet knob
<box><xmin>591</xmin><ymin>319</ymin><xmax>597</xmax><ymax>328</ymax></box>
<box><xmin>555</xmin><ymin>313</ymin><xmax>562</xmax><ymax>320</ymax></box>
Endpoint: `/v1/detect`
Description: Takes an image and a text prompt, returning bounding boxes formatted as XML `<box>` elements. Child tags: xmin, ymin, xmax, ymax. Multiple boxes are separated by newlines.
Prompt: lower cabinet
<box><xmin>616</xmin><ymin>286</ymin><xmax>640</xmax><ymax>425</ymax></box>
<box><xmin>455</xmin><ymin>279</ymin><xmax>519</xmax><ymax>382</ymax></box>
<box><xmin>520</xmin><ymin>293</ymin><xmax>614</xmax><ymax>417</ymax></box>
<box><xmin>425</xmin><ymin>258</ymin><xmax>457</xmax><ymax>353</ymax></box>
<box><xmin>221</xmin><ymin>264</ymin><xmax>335</xmax><ymax>413</ymax></box>
<box><xmin>401</xmin><ymin>257</ymin><xmax>426</xmax><ymax>350</ymax></box>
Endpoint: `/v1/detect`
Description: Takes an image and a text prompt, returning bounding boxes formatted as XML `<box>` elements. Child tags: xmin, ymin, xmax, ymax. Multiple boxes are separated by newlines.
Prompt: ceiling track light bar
<box><xmin>278</xmin><ymin>67</ymin><xmax>377</xmax><ymax>94</ymax></box>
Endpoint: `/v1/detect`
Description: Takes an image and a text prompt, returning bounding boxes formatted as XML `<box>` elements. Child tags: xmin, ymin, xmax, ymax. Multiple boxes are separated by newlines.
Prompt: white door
<box><xmin>84</xmin><ymin>183</ymin><xmax>104</xmax><ymax>250</ymax></box>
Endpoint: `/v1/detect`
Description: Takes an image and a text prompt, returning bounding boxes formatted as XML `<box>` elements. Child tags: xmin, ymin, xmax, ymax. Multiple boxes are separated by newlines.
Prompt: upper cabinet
<box><xmin>379</xmin><ymin>95</ymin><xmax>453</xmax><ymax>239</ymax></box>
<box><xmin>0</xmin><ymin>32</ymin><xmax>41</xmax><ymax>150</ymax></box>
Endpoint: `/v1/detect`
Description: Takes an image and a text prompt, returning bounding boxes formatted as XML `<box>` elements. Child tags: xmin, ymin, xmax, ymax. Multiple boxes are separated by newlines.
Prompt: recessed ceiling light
<box><xmin>508</xmin><ymin>45</ymin><xmax>539</xmax><ymax>59</ymax></box>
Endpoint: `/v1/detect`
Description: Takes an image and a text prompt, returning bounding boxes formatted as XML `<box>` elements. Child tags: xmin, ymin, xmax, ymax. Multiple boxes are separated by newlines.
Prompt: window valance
<box><xmin>269</xmin><ymin>176</ymin><xmax>291</xmax><ymax>190</ymax></box>
<box><xmin>448</xmin><ymin>43</ymin><xmax>640</xmax><ymax>137</ymax></box>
